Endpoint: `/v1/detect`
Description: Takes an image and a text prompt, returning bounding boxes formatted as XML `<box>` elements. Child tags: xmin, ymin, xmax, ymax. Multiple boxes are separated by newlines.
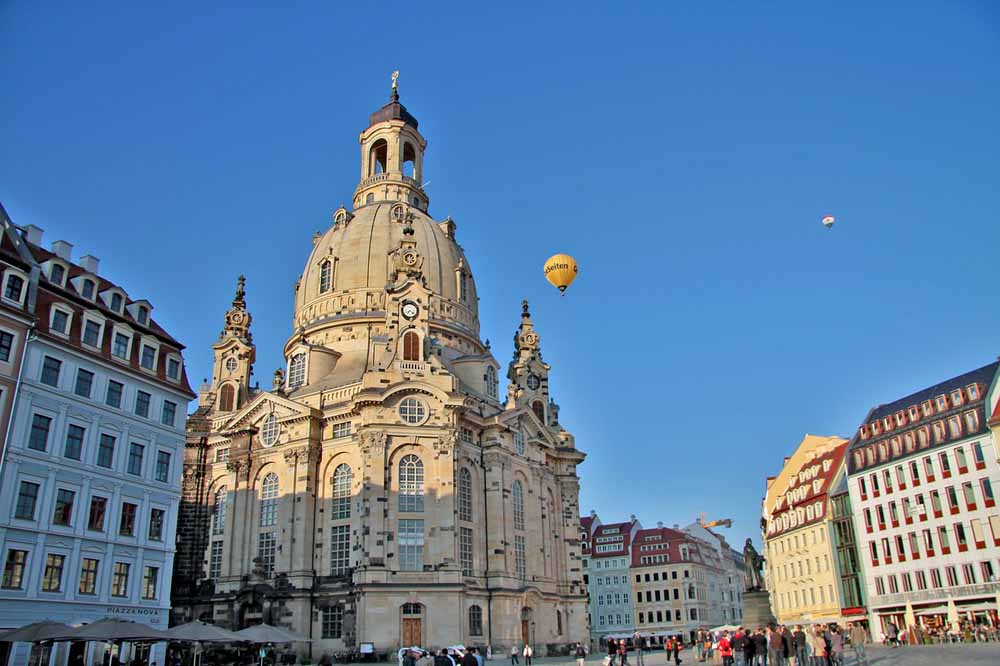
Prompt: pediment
<box><xmin>499</xmin><ymin>406</ymin><xmax>559</xmax><ymax>447</ymax></box>
<box><xmin>218</xmin><ymin>391</ymin><xmax>318</xmax><ymax>432</ymax></box>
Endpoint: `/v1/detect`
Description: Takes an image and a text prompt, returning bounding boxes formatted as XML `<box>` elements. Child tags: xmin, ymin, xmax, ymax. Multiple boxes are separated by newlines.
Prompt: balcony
<box><xmin>399</xmin><ymin>360</ymin><xmax>429</xmax><ymax>373</ymax></box>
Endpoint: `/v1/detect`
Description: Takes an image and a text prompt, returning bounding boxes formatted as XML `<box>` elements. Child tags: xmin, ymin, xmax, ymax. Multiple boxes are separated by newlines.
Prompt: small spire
<box><xmin>521</xmin><ymin>299</ymin><xmax>530</xmax><ymax>318</ymax></box>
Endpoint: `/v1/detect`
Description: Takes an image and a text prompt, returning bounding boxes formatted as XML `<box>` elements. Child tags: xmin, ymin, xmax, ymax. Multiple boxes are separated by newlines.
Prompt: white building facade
<box><xmin>0</xmin><ymin>227</ymin><xmax>193</xmax><ymax>666</ymax></box>
<box><xmin>846</xmin><ymin>361</ymin><xmax>1000</xmax><ymax>639</ymax></box>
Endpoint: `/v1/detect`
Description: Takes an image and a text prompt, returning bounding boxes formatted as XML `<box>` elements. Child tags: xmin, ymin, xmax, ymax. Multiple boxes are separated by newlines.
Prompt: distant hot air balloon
<box><xmin>543</xmin><ymin>254</ymin><xmax>578</xmax><ymax>295</ymax></box>
<box><xmin>822</xmin><ymin>215</ymin><xmax>835</xmax><ymax>229</ymax></box>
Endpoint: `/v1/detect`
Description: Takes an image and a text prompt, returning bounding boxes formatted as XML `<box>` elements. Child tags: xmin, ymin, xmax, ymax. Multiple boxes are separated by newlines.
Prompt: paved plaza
<box><xmin>501</xmin><ymin>644</ymin><xmax>1000</xmax><ymax>666</ymax></box>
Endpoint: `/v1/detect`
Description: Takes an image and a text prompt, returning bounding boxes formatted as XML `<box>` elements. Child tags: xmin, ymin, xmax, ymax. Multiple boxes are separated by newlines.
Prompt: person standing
<box><xmin>767</xmin><ymin>626</ymin><xmax>784</xmax><ymax>666</ymax></box>
<box><xmin>791</xmin><ymin>626</ymin><xmax>806</xmax><ymax>666</ymax></box>
<box><xmin>522</xmin><ymin>645</ymin><xmax>532</xmax><ymax>666</ymax></box>
<box><xmin>509</xmin><ymin>646</ymin><xmax>519</xmax><ymax>666</ymax></box>
<box><xmin>575</xmin><ymin>644</ymin><xmax>587</xmax><ymax>666</ymax></box>
<box><xmin>733</xmin><ymin>628</ymin><xmax>745</xmax><ymax>666</ymax></box>
<box><xmin>607</xmin><ymin>639</ymin><xmax>617</xmax><ymax>666</ymax></box>
<box><xmin>633</xmin><ymin>632</ymin><xmax>644</xmax><ymax>666</ymax></box>
<box><xmin>694</xmin><ymin>632</ymin><xmax>704</xmax><ymax>663</ymax></box>
<box><xmin>828</xmin><ymin>627</ymin><xmax>843</xmax><ymax>666</ymax></box>
<box><xmin>671</xmin><ymin>635</ymin><xmax>682</xmax><ymax>665</ymax></box>
<box><xmin>808</xmin><ymin>628</ymin><xmax>826</xmax><ymax>666</ymax></box>
<box><xmin>752</xmin><ymin>630</ymin><xmax>767</xmax><ymax>666</ymax></box>
<box><xmin>846</xmin><ymin>623</ymin><xmax>868</xmax><ymax>666</ymax></box>
<box><xmin>617</xmin><ymin>640</ymin><xmax>628</xmax><ymax>666</ymax></box>
<box><xmin>719</xmin><ymin>632</ymin><xmax>733</xmax><ymax>666</ymax></box>
<box><xmin>741</xmin><ymin>631</ymin><xmax>755</xmax><ymax>666</ymax></box>
<box><xmin>461</xmin><ymin>648</ymin><xmax>479</xmax><ymax>666</ymax></box>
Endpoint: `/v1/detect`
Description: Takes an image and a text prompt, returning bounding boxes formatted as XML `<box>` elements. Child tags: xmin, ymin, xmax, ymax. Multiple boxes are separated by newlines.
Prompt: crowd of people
<box><xmin>679</xmin><ymin>623</ymin><xmax>871</xmax><ymax>666</ymax></box>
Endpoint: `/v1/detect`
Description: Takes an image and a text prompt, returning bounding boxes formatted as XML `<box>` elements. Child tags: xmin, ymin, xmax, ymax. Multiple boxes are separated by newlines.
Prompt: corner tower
<box><xmin>353</xmin><ymin>76</ymin><xmax>428</xmax><ymax>210</ymax></box>
<box><xmin>207</xmin><ymin>275</ymin><xmax>255</xmax><ymax>412</ymax></box>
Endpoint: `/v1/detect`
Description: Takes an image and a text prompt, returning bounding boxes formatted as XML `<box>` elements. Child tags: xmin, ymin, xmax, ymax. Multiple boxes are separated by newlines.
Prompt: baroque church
<box><xmin>171</xmin><ymin>84</ymin><xmax>589</xmax><ymax>654</ymax></box>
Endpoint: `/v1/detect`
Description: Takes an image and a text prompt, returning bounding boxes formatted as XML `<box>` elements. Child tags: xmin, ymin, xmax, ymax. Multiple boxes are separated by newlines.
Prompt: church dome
<box><xmin>293</xmin><ymin>202</ymin><xmax>479</xmax><ymax>337</ymax></box>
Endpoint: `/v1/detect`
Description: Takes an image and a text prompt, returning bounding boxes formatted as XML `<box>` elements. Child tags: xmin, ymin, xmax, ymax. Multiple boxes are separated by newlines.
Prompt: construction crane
<box><xmin>700</xmin><ymin>512</ymin><xmax>733</xmax><ymax>529</ymax></box>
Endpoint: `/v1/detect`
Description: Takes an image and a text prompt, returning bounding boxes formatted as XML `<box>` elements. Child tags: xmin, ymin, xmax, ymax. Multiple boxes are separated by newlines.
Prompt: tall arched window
<box><xmin>532</xmin><ymin>400</ymin><xmax>545</xmax><ymax>423</ymax></box>
<box><xmin>485</xmin><ymin>366</ymin><xmax>498</xmax><ymax>400</ymax></box>
<box><xmin>260</xmin><ymin>473</ymin><xmax>279</xmax><ymax>527</ymax></box>
<box><xmin>331</xmin><ymin>464</ymin><xmax>352</xmax><ymax>519</ymax></box>
<box><xmin>218</xmin><ymin>384</ymin><xmax>235</xmax><ymax>412</ymax></box>
<box><xmin>369</xmin><ymin>139</ymin><xmax>388</xmax><ymax>175</ymax></box>
<box><xmin>556</xmin><ymin>610</ymin><xmax>563</xmax><ymax>635</ymax></box>
<box><xmin>469</xmin><ymin>605</ymin><xmax>483</xmax><ymax>636</ymax></box>
<box><xmin>212</xmin><ymin>486</ymin><xmax>227</xmax><ymax>535</ymax></box>
<box><xmin>288</xmin><ymin>354</ymin><xmax>306</xmax><ymax>388</ymax></box>
<box><xmin>402</xmin><ymin>142</ymin><xmax>417</xmax><ymax>179</ymax></box>
<box><xmin>458</xmin><ymin>468</ymin><xmax>473</xmax><ymax>522</ymax></box>
<box><xmin>402</xmin><ymin>331</ymin><xmax>420</xmax><ymax>361</ymax></box>
<box><xmin>399</xmin><ymin>455</ymin><xmax>424</xmax><ymax>512</ymax></box>
<box><xmin>512</xmin><ymin>480</ymin><xmax>525</xmax><ymax>530</ymax></box>
<box><xmin>319</xmin><ymin>260</ymin><xmax>332</xmax><ymax>292</ymax></box>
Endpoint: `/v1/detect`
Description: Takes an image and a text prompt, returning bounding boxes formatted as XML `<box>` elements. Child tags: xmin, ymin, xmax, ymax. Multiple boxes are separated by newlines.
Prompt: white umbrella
<box><xmin>947</xmin><ymin>598</ymin><xmax>961</xmax><ymax>635</ymax></box>
<box><xmin>165</xmin><ymin>621</ymin><xmax>242</xmax><ymax>643</ymax></box>
<box><xmin>49</xmin><ymin>618</ymin><xmax>170</xmax><ymax>641</ymax></box>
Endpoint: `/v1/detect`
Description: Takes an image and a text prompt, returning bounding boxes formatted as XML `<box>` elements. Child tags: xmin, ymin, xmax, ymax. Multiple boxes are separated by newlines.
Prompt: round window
<box><xmin>225</xmin><ymin>357</ymin><xmax>238</xmax><ymax>372</ymax></box>
<box><xmin>399</xmin><ymin>397</ymin><xmax>427</xmax><ymax>425</ymax></box>
<box><xmin>260</xmin><ymin>414</ymin><xmax>279</xmax><ymax>447</ymax></box>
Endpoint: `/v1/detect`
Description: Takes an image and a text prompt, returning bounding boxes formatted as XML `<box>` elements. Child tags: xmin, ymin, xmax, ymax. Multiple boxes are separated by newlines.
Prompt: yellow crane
<box><xmin>700</xmin><ymin>512</ymin><xmax>733</xmax><ymax>529</ymax></box>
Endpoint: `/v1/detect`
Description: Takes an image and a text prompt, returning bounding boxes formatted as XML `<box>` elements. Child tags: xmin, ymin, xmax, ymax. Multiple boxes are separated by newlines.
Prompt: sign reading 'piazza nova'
<box><xmin>765</xmin><ymin>441</ymin><xmax>848</xmax><ymax>537</ymax></box>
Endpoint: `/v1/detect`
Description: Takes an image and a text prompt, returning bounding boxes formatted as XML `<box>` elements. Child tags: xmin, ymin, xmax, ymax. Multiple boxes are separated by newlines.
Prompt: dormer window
<box><xmin>136</xmin><ymin>306</ymin><xmax>149</xmax><ymax>326</ymax></box>
<box><xmin>110</xmin><ymin>293</ymin><xmax>123</xmax><ymax>313</ymax></box>
<box><xmin>950</xmin><ymin>390</ymin><xmax>964</xmax><ymax>407</ymax></box>
<box><xmin>935</xmin><ymin>395</ymin><xmax>948</xmax><ymax>412</ymax></box>
<box><xmin>3</xmin><ymin>273</ymin><xmax>25</xmax><ymax>304</ymax></box>
<box><xmin>895</xmin><ymin>411</ymin><xmax>906</xmax><ymax>427</ymax></box>
<box><xmin>882</xmin><ymin>417</ymin><xmax>893</xmax><ymax>431</ymax></box>
<box><xmin>859</xmin><ymin>424</ymin><xmax>870</xmax><ymax>440</ymax></box>
<box><xmin>871</xmin><ymin>421</ymin><xmax>882</xmax><ymax>435</ymax></box>
<box><xmin>81</xmin><ymin>279</ymin><xmax>95</xmax><ymax>300</ymax></box>
<box><xmin>140</xmin><ymin>344</ymin><xmax>157</xmax><ymax>371</ymax></box>
<box><xmin>908</xmin><ymin>406</ymin><xmax>920</xmax><ymax>421</ymax></box>
<box><xmin>49</xmin><ymin>264</ymin><xmax>65</xmax><ymax>286</ymax></box>
<box><xmin>964</xmin><ymin>410</ymin><xmax>979</xmax><ymax>432</ymax></box>
<box><xmin>166</xmin><ymin>356</ymin><xmax>181</xmax><ymax>381</ymax></box>
<box><xmin>967</xmin><ymin>384</ymin><xmax>980</xmax><ymax>401</ymax></box>
<box><xmin>921</xmin><ymin>400</ymin><xmax>934</xmax><ymax>417</ymax></box>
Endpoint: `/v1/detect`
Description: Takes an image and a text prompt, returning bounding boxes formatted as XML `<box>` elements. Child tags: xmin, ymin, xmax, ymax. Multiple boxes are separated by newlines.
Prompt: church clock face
<box><xmin>401</xmin><ymin>302</ymin><xmax>419</xmax><ymax>320</ymax></box>
<box><xmin>527</xmin><ymin>373</ymin><xmax>540</xmax><ymax>390</ymax></box>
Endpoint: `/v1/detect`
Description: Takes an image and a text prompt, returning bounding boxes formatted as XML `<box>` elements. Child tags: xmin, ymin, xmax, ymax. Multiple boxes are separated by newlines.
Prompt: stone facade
<box><xmin>171</xmin><ymin>86</ymin><xmax>590</xmax><ymax>657</ymax></box>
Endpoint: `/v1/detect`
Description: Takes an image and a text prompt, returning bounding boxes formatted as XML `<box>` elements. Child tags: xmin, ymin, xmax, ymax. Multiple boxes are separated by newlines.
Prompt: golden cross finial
<box><xmin>391</xmin><ymin>70</ymin><xmax>400</xmax><ymax>91</ymax></box>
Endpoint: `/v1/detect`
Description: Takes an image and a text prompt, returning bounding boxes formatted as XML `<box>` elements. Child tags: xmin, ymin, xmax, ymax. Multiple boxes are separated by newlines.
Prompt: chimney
<box><xmin>24</xmin><ymin>225</ymin><xmax>43</xmax><ymax>245</ymax></box>
<box><xmin>589</xmin><ymin>510</ymin><xmax>596</xmax><ymax>518</ymax></box>
<box><xmin>51</xmin><ymin>240</ymin><xmax>73</xmax><ymax>261</ymax></box>
<box><xmin>79</xmin><ymin>255</ymin><xmax>100</xmax><ymax>274</ymax></box>
<box><xmin>673</xmin><ymin>524</ymin><xmax>680</xmax><ymax>530</ymax></box>
<box><xmin>657</xmin><ymin>521</ymin><xmax>664</xmax><ymax>528</ymax></box>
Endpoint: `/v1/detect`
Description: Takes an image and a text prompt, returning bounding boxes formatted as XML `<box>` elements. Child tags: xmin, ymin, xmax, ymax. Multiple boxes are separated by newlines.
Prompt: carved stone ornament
<box><xmin>226</xmin><ymin>460</ymin><xmax>250</xmax><ymax>482</ymax></box>
<box><xmin>434</xmin><ymin>431</ymin><xmax>458</xmax><ymax>455</ymax></box>
<box><xmin>272</xmin><ymin>368</ymin><xmax>285</xmax><ymax>391</ymax></box>
<box><xmin>283</xmin><ymin>446</ymin><xmax>313</xmax><ymax>465</ymax></box>
<box><xmin>360</xmin><ymin>430</ymin><xmax>387</xmax><ymax>458</ymax></box>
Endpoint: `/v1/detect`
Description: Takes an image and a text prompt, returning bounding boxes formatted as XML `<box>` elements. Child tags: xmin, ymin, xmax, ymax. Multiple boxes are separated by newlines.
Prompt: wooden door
<box><xmin>403</xmin><ymin>618</ymin><xmax>422</xmax><ymax>646</ymax></box>
<box><xmin>521</xmin><ymin>620</ymin><xmax>529</xmax><ymax>645</ymax></box>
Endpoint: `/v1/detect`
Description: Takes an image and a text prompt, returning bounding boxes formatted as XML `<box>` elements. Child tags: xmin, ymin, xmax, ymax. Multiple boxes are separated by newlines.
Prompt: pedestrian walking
<box><xmin>828</xmin><ymin>627</ymin><xmax>843</xmax><ymax>666</ymax></box>
<box><xmin>576</xmin><ymin>644</ymin><xmax>587</xmax><ymax>666</ymax></box>
<box><xmin>617</xmin><ymin>640</ymin><xmax>628</xmax><ymax>666</ymax></box>
<box><xmin>633</xmin><ymin>632</ymin><xmax>644</xmax><ymax>666</ymax></box>
<box><xmin>607</xmin><ymin>639</ymin><xmax>617</xmax><ymax>666</ymax></box>
<box><xmin>846</xmin><ymin>624</ymin><xmax>867</xmax><ymax>666</ymax></box>
<box><xmin>694</xmin><ymin>632</ymin><xmax>704</xmax><ymax>663</ymax></box>
<box><xmin>522</xmin><ymin>645</ymin><xmax>532</xmax><ymax>666</ymax></box>
<box><xmin>509</xmin><ymin>646</ymin><xmax>519</xmax><ymax>666</ymax></box>
<box><xmin>672</xmin><ymin>635</ymin><xmax>682</xmax><ymax>665</ymax></box>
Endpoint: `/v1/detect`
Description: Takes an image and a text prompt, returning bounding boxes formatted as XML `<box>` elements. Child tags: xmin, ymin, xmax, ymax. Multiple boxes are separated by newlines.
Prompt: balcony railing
<box><xmin>357</xmin><ymin>173</ymin><xmax>422</xmax><ymax>189</ymax></box>
<box><xmin>399</xmin><ymin>360</ymin><xmax>429</xmax><ymax>373</ymax></box>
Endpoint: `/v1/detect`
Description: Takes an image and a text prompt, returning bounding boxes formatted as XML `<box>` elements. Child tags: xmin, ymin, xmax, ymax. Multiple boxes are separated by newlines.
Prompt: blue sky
<box><xmin>2</xmin><ymin>2</ymin><xmax>998</xmax><ymax>548</ymax></box>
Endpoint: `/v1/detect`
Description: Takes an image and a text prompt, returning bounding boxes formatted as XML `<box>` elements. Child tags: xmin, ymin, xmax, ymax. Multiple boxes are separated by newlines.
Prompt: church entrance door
<box><xmin>402</xmin><ymin>618</ymin><xmax>422</xmax><ymax>646</ymax></box>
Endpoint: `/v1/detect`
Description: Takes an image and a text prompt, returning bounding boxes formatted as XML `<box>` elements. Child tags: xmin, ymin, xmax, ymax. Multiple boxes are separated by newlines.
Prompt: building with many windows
<box><xmin>585</xmin><ymin>518</ymin><xmax>638</xmax><ymax>642</ymax></box>
<box><xmin>828</xmin><ymin>476</ymin><xmax>867</xmax><ymax>624</ymax></box>
<box><xmin>846</xmin><ymin>361</ymin><xmax>1000</xmax><ymax>639</ymax></box>
<box><xmin>630</xmin><ymin>524</ymin><xmax>725</xmax><ymax>643</ymax></box>
<box><xmin>682</xmin><ymin>521</ymin><xmax>745</xmax><ymax>627</ymax></box>
<box><xmin>762</xmin><ymin>434</ymin><xmax>851</xmax><ymax>626</ymax></box>
<box><xmin>0</xmin><ymin>221</ymin><xmax>194</xmax><ymax>666</ymax></box>
<box><xmin>171</xmin><ymin>85</ymin><xmax>589</xmax><ymax>655</ymax></box>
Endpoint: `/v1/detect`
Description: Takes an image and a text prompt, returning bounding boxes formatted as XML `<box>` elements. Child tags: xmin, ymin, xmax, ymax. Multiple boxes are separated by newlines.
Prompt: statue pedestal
<box><xmin>742</xmin><ymin>591</ymin><xmax>776</xmax><ymax>629</ymax></box>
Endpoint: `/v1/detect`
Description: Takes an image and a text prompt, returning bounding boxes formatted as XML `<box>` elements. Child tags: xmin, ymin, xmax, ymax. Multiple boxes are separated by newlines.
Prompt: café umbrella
<box><xmin>165</xmin><ymin>621</ymin><xmax>243</xmax><ymax>666</ymax></box>
<box><xmin>48</xmin><ymin>618</ymin><xmax>172</xmax><ymax>642</ymax></box>
<box><xmin>0</xmin><ymin>621</ymin><xmax>75</xmax><ymax>643</ymax></box>
<box><xmin>233</xmin><ymin>624</ymin><xmax>310</xmax><ymax>644</ymax></box>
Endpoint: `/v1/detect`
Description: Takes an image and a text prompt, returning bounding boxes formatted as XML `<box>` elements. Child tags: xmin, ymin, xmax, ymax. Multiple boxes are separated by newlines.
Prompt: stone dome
<box><xmin>293</xmin><ymin>201</ymin><xmax>479</xmax><ymax>338</ymax></box>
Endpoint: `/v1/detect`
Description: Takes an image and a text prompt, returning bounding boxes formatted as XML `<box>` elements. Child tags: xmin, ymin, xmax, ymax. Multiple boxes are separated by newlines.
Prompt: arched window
<box><xmin>402</xmin><ymin>142</ymin><xmax>416</xmax><ymax>179</ymax></box>
<box><xmin>319</xmin><ymin>260</ymin><xmax>332</xmax><ymax>292</ymax></box>
<box><xmin>260</xmin><ymin>473</ymin><xmax>279</xmax><ymax>527</ymax></box>
<box><xmin>469</xmin><ymin>605</ymin><xmax>483</xmax><ymax>636</ymax></box>
<box><xmin>532</xmin><ymin>400</ymin><xmax>545</xmax><ymax>423</ymax></box>
<box><xmin>458</xmin><ymin>468</ymin><xmax>473</xmax><ymax>522</ymax></box>
<box><xmin>369</xmin><ymin>139</ymin><xmax>388</xmax><ymax>175</ymax></box>
<box><xmin>218</xmin><ymin>384</ymin><xmax>235</xmax><ymax>412</ymax></box>
<box><xmin>212</xmin><ymin>486</ymin><xmax>227</xmax><ymax>535</ymax></box>
<box><xmin>556</xmin><ymin>610</ymin><xmax>563</xmax><ymax>635</ymax></box>
<box><xmin>331</xmin><ymin>464</ymin><xmax>352</xmax><ymax>519</ymax></box>
<box><xmin>485</xmin><ymin>366</ymin><xmax>498</xmax><ymax>400</ymax></box>
<box><xmin>288</xmin><ymin>354</ymin><xmax>306</xmax><ymax>388</ymax></box>
<box><xmin>399</xmin><ymin>455</ymin><xmax>424</xmax><ymax>512</ymax></box>
<box><xmin>512</xmin><ymin>480</ymin><xmax>525</xmax><ymax>530</ymax></box>
<box><xmin>366</xmin><ymin>193</ymin><xmax>374</xmax><ymax>204</ymax></box>
<box><xmin>402</xmin><ymin>331</ymin><xmax>420</xmax><ymax>361</ymax></box>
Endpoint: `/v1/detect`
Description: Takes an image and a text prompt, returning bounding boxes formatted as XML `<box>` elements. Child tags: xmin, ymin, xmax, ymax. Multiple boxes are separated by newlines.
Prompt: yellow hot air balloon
<box><xmin>543</xmin><ymin>254</ymin><xmax>578</xmax><ymax>295</ymax></box>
